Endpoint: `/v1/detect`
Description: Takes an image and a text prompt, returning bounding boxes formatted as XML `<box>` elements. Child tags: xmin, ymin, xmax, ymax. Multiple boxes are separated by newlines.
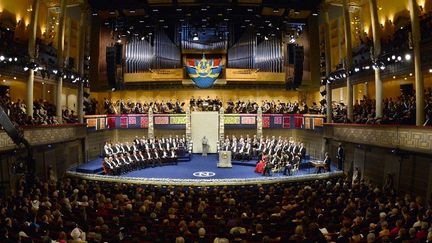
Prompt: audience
<box><xmin>102</xmin><ymin>135</ymin><xmax>190</xmax><ymax>175</ymax></box>
<box><xmin>332</xmin><ymin>87</ymin><xmax>432</xmax><ymax>125</ymax></box>
<box><xmin>1</xmin><ymin>172</ymin><xmax>431</xmax><ymax>242</ymax></box>
<box><xmin>0</xmin><ymin>88</ymin><xmax>78</xmax><ymax>126</ymax></box>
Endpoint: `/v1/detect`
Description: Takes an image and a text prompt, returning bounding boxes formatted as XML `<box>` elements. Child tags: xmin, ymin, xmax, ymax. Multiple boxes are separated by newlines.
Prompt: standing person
<box><xmin>336</xmin><ymin>143</ymin><xmax>345</xmax><ymax>170</ymax></box>
<box><xmin>202</xmin><ymin>136</ymin><xmax>209</xmax><ymax>156</ymax></box>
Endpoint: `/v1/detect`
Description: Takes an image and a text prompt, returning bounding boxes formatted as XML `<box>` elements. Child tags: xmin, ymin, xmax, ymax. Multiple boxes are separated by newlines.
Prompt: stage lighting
<box><xmin>397</xmin><ymin>56</ymin><xmax>402</xmax><ymax>61</ymax></box>
<box><xmin>8</xmin><ymin>58</ymin><xmax>12</xmax><ymax>62</ymax></box>
<box><xmin>13</xmin><ymin>57</ymin><xmax>17</xmax><ymax>62</ymax></box>
<box><xmin>387</xmin><ymin>57</ymin><xmax>391</xmax><ymax>61</ymax></box>
<box><xmin>429</xmin><ymin>69</ymin><xmax>432</xmax><ymax>73</ymax></box>
<box><xmin>380</xmin><ymin>64</ymin><xmax>385</xmax><ymax>70</ymax></box>
<box><xmin>342</xmin><ymin>73</ymin><xmax>347</xmax><ymax>78</ymax></box>
<box><xmin>391</xmin><ymin>55</ymin><xmax>396</xmax><ymax>60</ymax></box>
<box><xmin>404</xmin><ymin>53</ymin><xmax>411</xmax><ymax>61</ymax></box>
<box><xmin>354</xmin><ymin>67</ymin><xmax>360</xmax><ymax>72</ymax></box>
<box><xmin>52</xmin><ymin>69</ymin><xmax>58</xmax><ymax>75</ymax></box>
<box><xmin>0</xmin><ymin>55</ymin><xmax>5</xmax><ymax>61</ymax></box>
<box><xmin>364</xmin><ymin>65</ymin><xmax>370</xmax><ymax>70</ymax></box>
<box><xmin>264</xmin><ymin>36</ymin><xmax>269</xmax><ymax>41</ymax></box>
<box><xmin>23</xmin><ymin>66</ymin><xmax>29</xmax><ymax>71</ymax></box>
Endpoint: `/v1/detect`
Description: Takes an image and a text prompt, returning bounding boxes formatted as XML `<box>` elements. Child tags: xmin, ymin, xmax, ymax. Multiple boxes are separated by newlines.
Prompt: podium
<box><xmin>218</xmin><ymin>151</ymin><xmax>232</xmax><ymax>168</ymax></box>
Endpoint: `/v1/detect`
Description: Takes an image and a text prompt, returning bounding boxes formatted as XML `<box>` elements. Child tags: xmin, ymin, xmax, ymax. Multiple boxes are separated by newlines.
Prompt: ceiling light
<box><xmin>273</xmin><ymin>8</ymin><xmax>279</xmax><ymax>13</ymax></box>
<box><xmin>354</xmin><ymin>67</ymin><xmax>360</xmax><ymax>72</ymax></box>
<box><xmin>393</xmin><ymin>76</ymin><xmax>396</xmax><ymax>79</ymax></box>
<box><xmin>264</xmin><ymin>36</ymin><xmax>269</xmax><ymax>41</ymax></box>
<box><xmin>409</xmin><ymin>73</ymin><xmax>413</xmax><ymax>76</ymax></box>
<box><xmin>404</xmin><ymin>53</ymin><xmax>411</xmax><ymax>61</ymax></box>
<box><xmin>129</xmin><ymin>10</ymin><xmax>136</xmax><ymax>13</ymax></box>
<box><xmin>312</xmin><ymin>13</ymin><xmax>318</xmax><ymax>16</ymax></box>
<box><xmin>92</xmin><ymin>12</ymin><xmax>98</xmax><ymax>16</ymax></box>
<box><xmin>152</xmin><ymin>9</ymin><xmax>159</xmax><ymax>12</ymax></box>
<box><xmin>397</xmin><ymin>56</ymin><xmax>402</xmax><ymax>61</ymax></box>
<box><xmin>391</xmin><ymin>55</ymin><xmax>396</xmax><ymax>60</ymax></box>
<box><xmin>0</xmin><ymin>55</ymin><xmax>5</xmax><ymax>61</ymax></box>
<box><xmin>429</xmin><ymin>69</ymin><xmax>432</xmax><ymax>73</ymax></box>
<box><xmin>176</xmin><ymin>8</ymin><xmax>182</xmax><ymax>11</ymax></box>
<box><xmin>193</xmin><ymin>36</ymin><xmax>199</xmax><ymax>41</ymax></box>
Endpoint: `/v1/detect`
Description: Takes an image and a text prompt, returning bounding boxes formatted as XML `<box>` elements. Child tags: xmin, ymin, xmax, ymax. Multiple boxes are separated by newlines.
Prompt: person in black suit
<box><xmin>336</xmin><ymin>143</ymin><xmax>344</xmax><ymax>170</ymax></box>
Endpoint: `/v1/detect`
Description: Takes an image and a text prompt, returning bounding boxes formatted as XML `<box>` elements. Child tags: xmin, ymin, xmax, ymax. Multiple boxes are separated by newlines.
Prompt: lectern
<box><xmin>218</xmin><ymin>151</ymin><xmax>232</xmax><ymax>168</ymax></box>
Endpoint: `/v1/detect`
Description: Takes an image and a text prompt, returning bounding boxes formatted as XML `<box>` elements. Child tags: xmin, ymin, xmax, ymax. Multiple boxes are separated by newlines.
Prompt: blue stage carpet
<box><xmin>75</xmin><ymin>154</ymin><xmax>339</xmax><ymax>180</ymax></box>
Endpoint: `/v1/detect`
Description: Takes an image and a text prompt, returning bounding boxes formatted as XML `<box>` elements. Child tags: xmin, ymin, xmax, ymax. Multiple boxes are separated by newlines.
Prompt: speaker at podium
<box><xmin>218</xmin><ymin>151</ymin><xmax>232</xmax><ymax>168</ymax></box>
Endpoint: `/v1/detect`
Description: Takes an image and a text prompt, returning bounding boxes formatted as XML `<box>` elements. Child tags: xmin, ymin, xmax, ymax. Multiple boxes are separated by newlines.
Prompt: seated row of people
<box><xmin>218</xmin><ymin>135</ymin><xmax>307</xmax><ymax>163</ymax></box>
<box><xmin>103</xmin><ymin>148</ymin><xmax>178</xmax><ymax>175</ymax></box>
<box><xmin>102</xmin><ymin>135</ymin><xmax>189</xmax><ymax>175</ymax></box>
<box><xmin>103</xmin><ymin>135</ymin><xmax>188</xmax><ymax>156</ymax></box>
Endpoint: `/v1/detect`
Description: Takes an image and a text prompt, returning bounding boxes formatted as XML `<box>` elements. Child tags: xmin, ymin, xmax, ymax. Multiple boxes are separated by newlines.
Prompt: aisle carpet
<box><xmin>75</xmin><ymin>154</ymin><xmax>338</xmax><ymax>180</ymax></box>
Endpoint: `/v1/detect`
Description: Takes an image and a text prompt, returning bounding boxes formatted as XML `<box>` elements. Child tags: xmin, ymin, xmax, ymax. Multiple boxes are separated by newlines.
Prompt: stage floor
<box><xmin>69</xmin><ymin>154</ymin><xmax>342</xmax><ymax>186</ymax></box>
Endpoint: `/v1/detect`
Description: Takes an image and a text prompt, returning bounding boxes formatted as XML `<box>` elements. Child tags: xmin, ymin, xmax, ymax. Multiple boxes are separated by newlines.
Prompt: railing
<box><xmin>0</xmin><ymin>124</ymin><xmax>86</xmax><ymax>151</ymax></box>
<box><xmin>84</xmin><ymin>114</ymin><xmax>325</xmax><ymax>131</ymax></box>
<box><xmin>323</xmin><ymin>123</ymin><xmax>432</xmax><ymax>154</ymax></box>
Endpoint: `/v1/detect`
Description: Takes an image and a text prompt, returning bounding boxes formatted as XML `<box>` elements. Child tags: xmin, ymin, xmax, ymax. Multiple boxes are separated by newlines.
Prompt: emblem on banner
<box><xmin>185</xmin><ymin>55</ymin><xmax>222</xmax><ymax>88</ymax></box>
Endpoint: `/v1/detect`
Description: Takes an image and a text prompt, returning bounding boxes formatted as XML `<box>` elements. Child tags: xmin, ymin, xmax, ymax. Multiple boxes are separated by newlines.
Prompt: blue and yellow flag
<box><xmin>185</xmin><ymin>55</ymin><xmax>222</xmax><ymax>88</ymax></box>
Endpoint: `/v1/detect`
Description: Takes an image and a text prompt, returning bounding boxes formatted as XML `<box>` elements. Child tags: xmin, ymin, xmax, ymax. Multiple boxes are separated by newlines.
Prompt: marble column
<box><xmin>369</xmin><ymin>0</ymin><xmax>383</xmax><ymax>118</ymax></box>
<box><xmin>409</xmin><ymin>0</ymin><xmax>425</xmax><ymax>126</ymax></box>
<box><xmin>26</xmin><ymin>0</ymin><xmax>40</xmax><ymax>117</ymax></box>
<box><xmin>77</xmin><ymin>7</ymin><xmax>87</xmax><ymax>123</ymax></box>
<box><xmin>343</xmin><ymin>0</ymin><xmax>353</xmax><ymax>121</ymax></box>
<box><xmin>56</xmin><ymin>0</ymin><xmax>67</xmax><ymax>120</ymax></box>
<box><xmin>324</xmin><ymin>9</ymin><xmax>333</xmax><ymax>123</ymax></box>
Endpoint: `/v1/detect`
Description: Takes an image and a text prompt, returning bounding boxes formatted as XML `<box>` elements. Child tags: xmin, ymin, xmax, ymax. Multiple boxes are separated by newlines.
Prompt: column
<box><xmin>364</xmin><ymin>82</ymin><xmax>369</xmax><ymax>98</ymax></box>
<box><xmin>343</xmin><ymin>0</ymin><xmax>354</xmax><ymax>121</ymax></box>
<box><xmin>369</xmin><ymin>0</ymin><xmax>383</xmax><ymax>118</ymax></box>
<box><xmin>77</xmin><ymin>7</ymin><xmax>87</xmax><ymax>123</ymax></box>
<box><xmin>148</xmin><ymin>107</ymin><xmax>154</xmax><ymax>139</ymax></box>
<box><xmin>42</xmin><ymin>83</ymin><xmax>46</xmax><ymax>100</ymax></box>
<box><xmin>409</xmin><ymin>0</ymin><xmax>425</xmax><ymax>126</ymax></box>
<box><xmin>56</xmin><ymin>0</ymin><xmax>67</xmax><ymax>120</ymax></box>
<box><xmin>256</xmin><ymin>107</ymin><xmax>262</xmax><ymax>138</ymax></box>
<box><xmin>26</xmin><ymin>0</ymin><xmax>40</xmax><ymax>117</ymax></box>
<box><xmin>324</xmin><ymin>9</ymin><xmax>333</xmax><ymax>123</ymax></box>
<box><xmin>219</xmin><ymin>108</ymin><xmax>225</xmax><ymax>142</ymax></box>
<box><xmin>337</xmin><ymin>18</ymin><xmax>344</xmax><ymax>64</ymax></box>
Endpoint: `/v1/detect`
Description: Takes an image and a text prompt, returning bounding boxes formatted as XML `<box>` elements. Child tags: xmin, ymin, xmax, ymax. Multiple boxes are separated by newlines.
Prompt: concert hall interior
<box><xmin>1</xmin><ymin>0</ymin><xmax>432</xmax><ymax>242</ymax></box>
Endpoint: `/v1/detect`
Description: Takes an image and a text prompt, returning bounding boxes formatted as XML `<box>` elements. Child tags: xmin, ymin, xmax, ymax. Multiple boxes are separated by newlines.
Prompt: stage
<box><xmin>68</xmin><ymin>154</ymin><xmax>343</xmax><ymax>186</ymax></box>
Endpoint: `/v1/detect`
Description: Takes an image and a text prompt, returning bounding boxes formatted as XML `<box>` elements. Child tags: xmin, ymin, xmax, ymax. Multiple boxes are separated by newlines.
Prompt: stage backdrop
<box><xmin>191</xmin><ymin>112</ymin><xmax>219</xmax><ymax>153</ymax></box>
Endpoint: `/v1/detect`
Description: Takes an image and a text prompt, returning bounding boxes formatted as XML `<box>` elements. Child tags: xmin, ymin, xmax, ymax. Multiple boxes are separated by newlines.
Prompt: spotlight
<box><xmin>13</xmin><ymin>57</ymin><xmax>17</xmax><ymax>62</ymax></box>
<box><xmin>0</xmin><ymin>56</ymin><xmax>4</xmax><ymax>61</ymax></box>
<box><xmin>391</xmin><ymin>55</ymin><xmax>396</xmax><ymax>60</ymax></box>
<box><xmin>71</xmin><ymin>75</ymin><xmax>75</xmax><ymax>79</ymax></box>
<box><xmin>8</xmin><ymin>58</ymin><xmax>12</xmax><ymax>62</ymax></box>
<box><xmin>404</xmin><ymin>53</ymin><xmax>411</xmax><ymax>61</ymax></box>
<box><xmin>387</xmin><ymin>57</ymin><xmax>391</xmax><ymax>61</ymax></box>
<box><xmin>397</xmin><ymin>56</ymin><xmax>402</xmax><ymax>61</ymax></box>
